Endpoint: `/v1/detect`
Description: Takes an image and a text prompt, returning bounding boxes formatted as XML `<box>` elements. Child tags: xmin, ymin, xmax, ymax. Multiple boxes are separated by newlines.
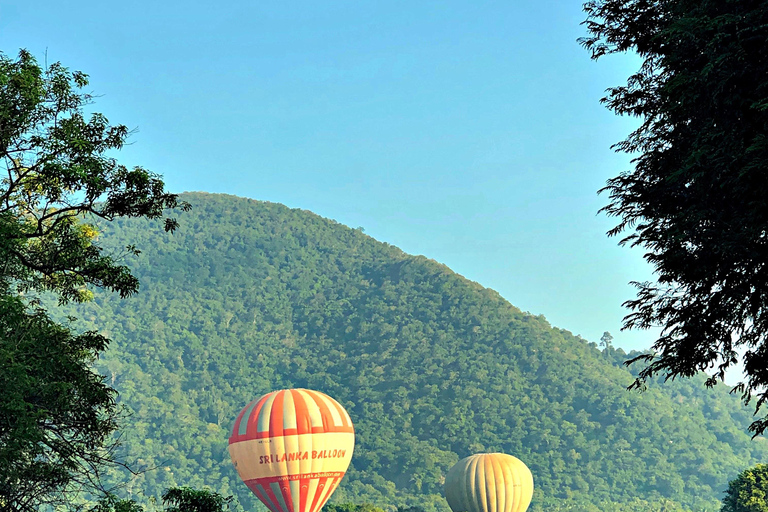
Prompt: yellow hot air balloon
<box><xmin>444</xmin><ymin>453</ymin><xmax>534</xmax><ymax>512</ymax></box>
<box><xmin>229</xmin><ymin>389</ymin><xmax>355</xmax><ymax>512</ymax></box>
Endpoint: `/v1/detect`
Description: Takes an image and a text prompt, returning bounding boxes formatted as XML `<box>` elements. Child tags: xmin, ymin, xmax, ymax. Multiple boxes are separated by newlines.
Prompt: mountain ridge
<box><xmin>59</xmin><ymin>192</ymin><xmax>767</xmax><ymax>512</ymax></box>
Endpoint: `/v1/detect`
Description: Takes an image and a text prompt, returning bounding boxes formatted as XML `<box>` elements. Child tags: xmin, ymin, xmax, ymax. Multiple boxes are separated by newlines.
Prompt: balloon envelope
<box><xmin>444</xmin><ymin>453</ymin><xmax>534</xmax><ymax>512</ymax></box>
<box><xmin>229</xmin><ymin>389</ymin><xmax>355</xmax><ymax>512</ymax></box>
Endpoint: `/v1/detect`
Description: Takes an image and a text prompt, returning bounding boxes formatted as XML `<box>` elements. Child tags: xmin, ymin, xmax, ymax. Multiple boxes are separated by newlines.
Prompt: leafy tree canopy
<box><xmin>87</xmin><ymin>488</ymin><xmax>233</xmax><ymax>512</ymax></box>
<box><xmin>0</xmin><ymin>49</ymin><xmax>189</xmax><ymax>304</ymax></box>
<box><xmin>721</xmin><ymin>464</ymin><xmax>768</xmax><ymax>512</ymax></box>
<box><xmin>162</xmin><ymin>487</ymin><xmax>234</xmax><ymax>512</ymax></box>
<box><xmin>0</xmin><ymin>49</ymin><xmax>187</xmax><ymax>510</ymax></box>
<box><xmin>88</xmin><ymin>494</ymin><xmax>145</xmax><ymax>512</ymax></box>
<box><xmin>323</xmin><ymin>504</ymin><xmax>387</xmax><ymax>512</ymax></box>
<box><xmin>0</xmin><ymin>295</ymin><xmax>115</xmax><ymax>510</ymax></box>
<box><xmin>581</xmin><ymin>0</ymin><xmax>768</xmax><ymax>434</ymax></box>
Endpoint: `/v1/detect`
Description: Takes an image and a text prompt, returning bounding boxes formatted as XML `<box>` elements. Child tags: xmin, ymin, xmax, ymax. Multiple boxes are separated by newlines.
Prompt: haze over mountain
<box><xmin>62</xmin><ymin>193</ymin><xmax>768</xmax><ymax>512</ymax></box>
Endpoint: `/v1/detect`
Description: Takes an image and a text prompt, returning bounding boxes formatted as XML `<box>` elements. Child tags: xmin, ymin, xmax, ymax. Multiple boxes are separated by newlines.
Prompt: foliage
<box><xmin>721</xmin><ymin>465</ymin><xmax>768</xmax><ymax>512</ymax></box>
<box><xmin>323</xmin><ymin>504</ymin><xmax>387</xmax><ymax>512</ymax></box>
<box><xmin>0</xmin><ymin>48</ymin><xmax>187</xmax><ymax>510</ymax></box>
<box><xmin>396</xmin><ymin>507</ymin><xmax>426</xmax><ymax>512</ymax></box>
<box><xmin>538</xmin><ymin>496</ymin><xmax>692</xmax><ymax>511</ymax></box>
<box><xmin>0</xmin><ymin>49</ymin><xmax>189</xmax><ymax>303</ymax></box>
<box><xmin>86</xmin><ymin>488</ymin><xmax>233</xmax><ymax>512</ymax></box>
<box><xmin>0</xmin><ymin>295</ymin><xmax>116</xmax><ymax>510</ymax></box>
<box><xmin>88</xmin><ymin>493</ymin><xmax>144</xmax><ymax>512</ymax></box>
<box><xmin>580</xmin><ymin>0</ymin><xmax>768</xmax><ymax>433</ymax></box>
<box><xmin>56</xmin><ymin>193</ymin><xmax>768</xmax><ymax>512</ymax></box>
<box><xmin>162</xmin><ymin>487</ymin><xmax>234</xmax><ymax>512</ymax></box>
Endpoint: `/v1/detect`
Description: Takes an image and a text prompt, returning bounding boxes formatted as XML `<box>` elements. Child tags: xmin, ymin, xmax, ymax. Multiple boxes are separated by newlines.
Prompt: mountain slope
<box><xmin>62</xmin><ymin>193</ymin><xmax>767</xmax><ymax>511</ymax></box>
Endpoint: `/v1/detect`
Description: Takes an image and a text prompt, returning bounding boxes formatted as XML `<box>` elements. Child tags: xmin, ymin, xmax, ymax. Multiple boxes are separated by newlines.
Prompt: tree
<box><xmin>581</xmin><ymin>0</ymin><xmax>768</xmax><ymax>434</ymax></box>
<box><xmin>600</xmin><ymin>331</ymin><xmax>614</xmax><ymax>349</ymax></box>
<box><xmin>397</xmin><ymin>506</ymin><xmax>427</xmax><ymax>512</ymax></box>
<box><xmin>0</xmin><ymin>295</ymin><xmax>117</xmax><ymax>510</ymax></box>
<box><xmin>87</xmin><ymin>488</ymin><xmax>233</xmax><ymax>512</ymax></box>
<box><xmin>0</xmin><ymin>49</ymin><xmax>188</xmax><ymax>509</ymax></box>
<box><xmin>721</xmin><ymin>464</ymin><xmax>768</xmax><ymax>512</ymax></box>
<box><xmin>0</xmin><ymin>48</ymin><xmax>189</xmax><ymax>303</ymax></box>
<box><xmin>88</xmin><ymin>493</ymin><xmax>144</xmax><ymax>512</ymax></box>
<box><xmin>322</xmin><ymin>504</ymin><xmax>386</xmax><ymax>512</ymax></box>
<box><xmin>162</xmin><ymin>487</ymin><xmax>233</xmax><ymax>512</ymax></box>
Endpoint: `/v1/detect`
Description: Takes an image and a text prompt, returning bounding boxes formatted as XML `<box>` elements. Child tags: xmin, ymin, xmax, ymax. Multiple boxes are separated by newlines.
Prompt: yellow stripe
<box><xmin>283</xmin><ymin>390</ymin><xmax>298</xmax><ymax>431</ymax></box>
<box><xmin>314</xmin><ymin>392</ymin><xmax>344</xmax><ymax>427</ymax></box>
<box><xmin>509</xmin><ymin>456</ymin><xmax>520</xmax><ymax>512</ymax></box>
<box><xmin>290</xmin><ymin>479</ymin><xmax>300</xmax><ymax>512</ymax></box>
<box><xmin>444</xmin><ymin>454</ymin><xmax>533</xmax><ymax>512</ymax></box>
<box><xmin>296</xmin><ymin>389</ymin><xmax>324</xmax><ymax>428</ymax></box>
<box><xmin>305</xmin><ymin>478</ymin><xmax>319</xmax><ymax>512</ymax></box>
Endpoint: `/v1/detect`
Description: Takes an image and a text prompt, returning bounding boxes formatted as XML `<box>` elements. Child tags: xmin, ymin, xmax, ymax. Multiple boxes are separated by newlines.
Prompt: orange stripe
<box><xmin>233</xmin><ymin>389</ymin><xmax>354</xmax><ymax>440</ymax></box>
<box><xmin>304</xmin><ymin>390</ymin><xmax>334</xmax><ymax>432</ymax></box>
<box><xmin>317</xmin><ymin>476</ymin><xmax>340</xmax><ymax>511</ymax></box>
<box><xmin>251</xmin><ymin>483</ymin><xmax>281</xmax><ymax>512</ymax></box>
<box><xmin>231</xmin><ymin>393</ymin><xmax>271</xmax><ymax>442</ymax></box>
<box><xmin>248</xmin><ymin>394</ymin><xmax>271</xmax><ymax>435</ymax></box>
<box><xmin>247</xmin><ymin>472</ymin><xmax>344</xmax><ymax>484</ymax></box>
<box><xmin>247</xmin><ymin>425</ymin><xmax>353</xmax><ymax>439</ymax></box>
<box><xmin>263</xmin><ymin>483</ymin><xmax>287</xmax><ymax>512</ymax></box>
<box><xmin>231</xmin><ymin>399</ymin><xmax>254</xmax><ymax>438</ymax></box>
<box><xmin>280</xmin><ymin>481</ymin><xmax>295</xmax><ymax>512</ymax></box>
<box><xmin>329</xmin><ymin>397</ymin><xmax>351</xmax><ymax>428</ymax></box>
<box><xmin>307</xmin><ymin>476</ymin><xmax>329</xmax><ymax>512</ymax></box>
<box><xmin>328</xmin><ymin>477</ymin><xmax>342</xmax><ymax>503</ymax></box>
<box><xmin>291</xmin><ymin>389</ymin><xmax>312</xmax><ymax>435</ymax></box>
<box><xmin>299</xmin><ymin>475</ymin><xmax>309</xmax><ymax>512</ymax></box>
<box><xmin>269</xmin><ymin>390</ymin><xmax>286</xmax><ymax>437</ymax></box>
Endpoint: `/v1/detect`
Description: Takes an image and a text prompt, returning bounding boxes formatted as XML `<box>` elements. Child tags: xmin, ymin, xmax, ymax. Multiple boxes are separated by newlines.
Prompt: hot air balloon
<box><xmin>444</xmin><ymin>453</ymin><xmax>534</xmax><ymax>512</ymax></box>
<box><xmin>229</xmin><ymin>389</ymin><xmax>355</xmax><ymax>512</ymax></box>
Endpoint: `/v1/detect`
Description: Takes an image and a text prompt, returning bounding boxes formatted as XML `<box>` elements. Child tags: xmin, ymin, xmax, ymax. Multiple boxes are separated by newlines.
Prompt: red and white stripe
<box><xmin>230</xmin><ymin>389</ymin><xmax>354</xmax><ymax>442</ymax></box>
<box><xmin>229</xmin><ymin>389</ymin><xmax>355</xmax><ymax>512</ymax></box>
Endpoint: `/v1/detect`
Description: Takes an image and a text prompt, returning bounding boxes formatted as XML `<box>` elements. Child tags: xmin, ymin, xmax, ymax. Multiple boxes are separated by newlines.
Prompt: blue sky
<box><xmin>1</xmin><ymin>0</ymin><xmax>659</xmax><ymax>351</ymax></box>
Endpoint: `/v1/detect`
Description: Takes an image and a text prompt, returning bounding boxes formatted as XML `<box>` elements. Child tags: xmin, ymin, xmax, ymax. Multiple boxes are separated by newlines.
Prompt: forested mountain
<box><xmin>60</xmin><ymin>193</ymin><xmax>768</xmax><ymax>512</ymax></box>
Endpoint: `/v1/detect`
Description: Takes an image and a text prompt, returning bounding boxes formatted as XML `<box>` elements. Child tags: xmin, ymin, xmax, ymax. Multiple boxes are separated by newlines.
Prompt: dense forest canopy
<box><xmin>0</xmin><ymin>49</ymin><xmax>188</xmax><ymax>510</ymax></box>
<box><xmin>58</xmin><ymin>193</ymin><xmax>768</xmax><ymax>512</ymax></box>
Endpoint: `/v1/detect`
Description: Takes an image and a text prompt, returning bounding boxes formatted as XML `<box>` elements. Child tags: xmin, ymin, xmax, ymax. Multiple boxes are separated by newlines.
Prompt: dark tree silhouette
<box><xmin>581</xmin><ymin>0</ymin><xmax>768</xmax><ymax>434</ymax></box>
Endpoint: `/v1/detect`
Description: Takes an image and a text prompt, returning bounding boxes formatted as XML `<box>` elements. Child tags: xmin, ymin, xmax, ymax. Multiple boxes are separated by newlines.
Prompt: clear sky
<box><xmin>1</xmin><ymin>0</ymin><xmax>661</xmax><ymax>351</ymax></box>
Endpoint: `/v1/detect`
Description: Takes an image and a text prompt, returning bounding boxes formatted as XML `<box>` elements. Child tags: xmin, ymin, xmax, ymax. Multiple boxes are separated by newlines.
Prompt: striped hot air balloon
<box><xmin>444</xmin><ymin>453</ymin><xmax>534</xmax><ymax>512</ymax></box>
<box><xmin>229</xmin><ymin>389</ymin><xmax>355</xmax><ymax>512</ymax></box>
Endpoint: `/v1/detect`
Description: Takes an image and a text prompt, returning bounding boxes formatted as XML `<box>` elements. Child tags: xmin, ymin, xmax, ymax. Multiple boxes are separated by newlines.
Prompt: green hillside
<box><xmin>61</xmin><ymin>193</ymin><xmax>768</xmax><ymax>512</ymax></box>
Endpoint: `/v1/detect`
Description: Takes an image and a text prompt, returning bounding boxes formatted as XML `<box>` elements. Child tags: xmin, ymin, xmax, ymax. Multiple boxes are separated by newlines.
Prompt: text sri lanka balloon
<box><xmin>229</xmin><ymin>389</ymin><xmax>355</xmax><ymax>512</ymax></box>
<box><xmin>444</xmin><ymin>453</ymin><xmax>534</xmax><ymax>512</ymax></box>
